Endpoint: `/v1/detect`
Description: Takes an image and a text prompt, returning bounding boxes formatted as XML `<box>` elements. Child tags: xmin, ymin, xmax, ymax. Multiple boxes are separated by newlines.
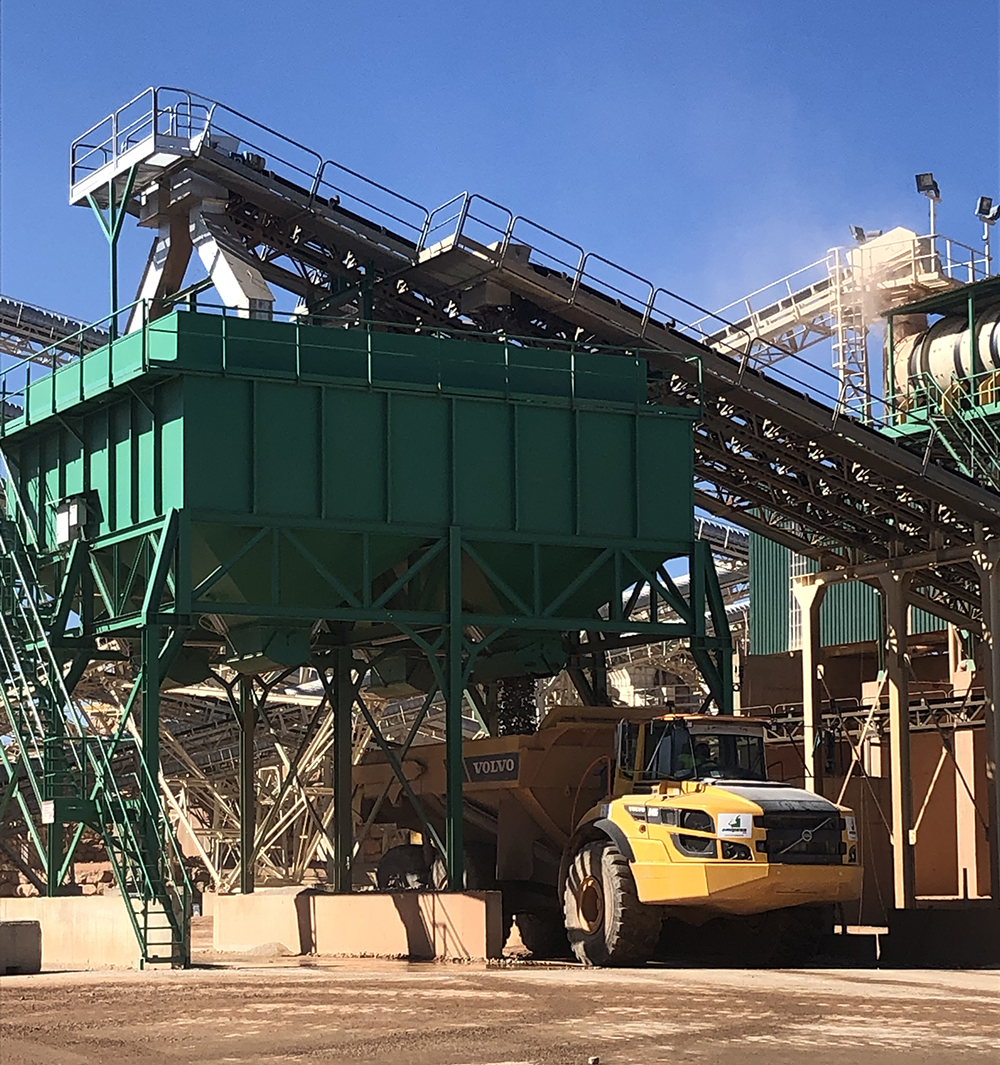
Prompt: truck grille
<box><xmin>754</xmin><ymin>812</ymin><xmax>845</xmax><ymax>865</ymax></box>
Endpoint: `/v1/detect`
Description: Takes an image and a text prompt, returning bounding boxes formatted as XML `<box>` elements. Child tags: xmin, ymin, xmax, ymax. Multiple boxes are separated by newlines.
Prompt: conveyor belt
<box><xmin>63</xmin><ymin>88</ymin><xmax>1000</xmax><ymax>626</ymax></box>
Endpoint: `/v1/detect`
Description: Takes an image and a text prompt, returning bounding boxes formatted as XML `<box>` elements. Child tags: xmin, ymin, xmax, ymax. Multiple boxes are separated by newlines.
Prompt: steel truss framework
<box><xmin>2</xmin><ymin>492</ymin><xmax>732</xmax><ymax>919</ymax></box>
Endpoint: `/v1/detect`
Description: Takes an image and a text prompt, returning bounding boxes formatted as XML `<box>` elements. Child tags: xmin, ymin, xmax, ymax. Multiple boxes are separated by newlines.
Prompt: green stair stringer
<box><xmin>0</xmin><ymin>477</ymin><xmax>191</xmax><ymax>968</ymax></box>
<box><xmin>919</xmin><ymin>371</ymin><xmax>1000</xmax><ymax>492</ymax></box>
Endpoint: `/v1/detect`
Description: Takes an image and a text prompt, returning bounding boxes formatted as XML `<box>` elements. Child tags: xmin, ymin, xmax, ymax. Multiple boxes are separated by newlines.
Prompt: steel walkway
<box><xmin>61</xmin><ymin>88</ymin><xmax>1000</xmax><ymax>627</ymax></box>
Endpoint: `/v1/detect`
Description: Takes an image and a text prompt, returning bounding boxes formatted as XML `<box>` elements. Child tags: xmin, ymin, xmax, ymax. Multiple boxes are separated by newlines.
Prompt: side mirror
<box><xmin>615</xmin><ymin>721</ymin><xmax>638</xmax><ymax>776</ymax></box>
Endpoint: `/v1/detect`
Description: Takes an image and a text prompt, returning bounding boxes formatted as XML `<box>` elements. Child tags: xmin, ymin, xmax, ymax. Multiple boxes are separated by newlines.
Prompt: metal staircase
<box><xmin>921</xmin><ymin>375</ymin><xmax>1000</xmax><ymax>492</ymax></box>
<box><xmin>0</xmin><ymin>479</ymin><xmax>190</xmax><ymax>966</ymax></box>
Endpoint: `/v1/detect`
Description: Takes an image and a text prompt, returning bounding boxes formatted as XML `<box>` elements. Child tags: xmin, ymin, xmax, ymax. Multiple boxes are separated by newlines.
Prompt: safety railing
<box><xmin>0</xmin><ymin>299</ymin><xmax>706</xmax><ymax>442</ymax></box>
<box><xmin>71</xmin><ymin>88</ymin><xmax>430</xmax><ymax>252</ymax></box>
<box><xmin>415</xmin><ymin>190</ymin><xmax>923</xmax><ymax>429</ymax></box>
<box><xmin>911</xmin><ymin>371</ymin><xmax>1000</xmax><ymax>489</ymax></box>
<box><xmin>64</xmin><ymin>88</ymin><xmax>993</xmax><ymax>440</ymax></box>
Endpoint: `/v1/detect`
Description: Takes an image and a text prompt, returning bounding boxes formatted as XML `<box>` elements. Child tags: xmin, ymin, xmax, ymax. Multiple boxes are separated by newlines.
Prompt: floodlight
<box><xmin>976</xmin><ymin>196</ymin><xmax>1000</xmax><ymax>224</ymax></box>
<box><xmin>850</xmin><ymin>226</ymin><xmax>884</xmax><ymax>245</ymax></box>
<box><xmin>915</xmin><ymin>173</ymin><xmax>941</xmax><ymax>200</ymax></box>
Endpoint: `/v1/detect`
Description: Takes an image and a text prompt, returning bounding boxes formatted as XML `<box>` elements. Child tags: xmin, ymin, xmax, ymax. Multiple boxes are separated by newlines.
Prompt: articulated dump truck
<box><xmin>355</xmin><ymin>706</ymin><xmax>861</xmax><ymax>966</ymax></box>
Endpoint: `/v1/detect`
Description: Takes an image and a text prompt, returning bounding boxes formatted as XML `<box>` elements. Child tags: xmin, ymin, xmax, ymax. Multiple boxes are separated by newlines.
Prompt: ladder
<box><xmin>0</xmin><ymin>477</ymin><xmax>190</xmax><ymax>967</ymax></box>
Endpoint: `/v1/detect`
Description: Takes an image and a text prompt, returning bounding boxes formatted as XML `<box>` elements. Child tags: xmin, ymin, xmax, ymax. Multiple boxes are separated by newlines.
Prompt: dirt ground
<box><xmin>0</xmin><ymin>921</ymin><xmax>997</xmax><ymax>1064</ymax></box>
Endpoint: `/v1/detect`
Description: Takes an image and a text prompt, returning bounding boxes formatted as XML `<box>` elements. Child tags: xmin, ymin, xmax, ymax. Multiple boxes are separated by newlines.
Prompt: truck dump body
<box><xmin>355</xmin><ymin>712</ymin><xmax>619</xmax><ymax>888</ymax></box>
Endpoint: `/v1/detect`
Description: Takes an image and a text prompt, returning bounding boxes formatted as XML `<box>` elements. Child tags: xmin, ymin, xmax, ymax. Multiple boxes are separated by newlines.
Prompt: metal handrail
<box><xmin>65</xmin><ymin>88</ymin><xmax>990</xmax><ymax>439</ymax></box>
<box><xmin>1</xmin><ymin>301</ymin><xmax>696</xmax><ymax>443</ymax></box>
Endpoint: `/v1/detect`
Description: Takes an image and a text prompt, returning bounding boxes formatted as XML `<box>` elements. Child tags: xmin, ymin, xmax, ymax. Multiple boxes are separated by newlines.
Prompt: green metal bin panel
<box><xmin>515</xmin><ymin>405</ymin><xmax>574</xmax><ymax>534</ymax></box>
<box><xmin>322</xmin><ymin>389</ymin><xmax>386</xmax><ymax>522</ymax></box>
<box><xmin>4</xmin><ymin>377</ymin><xmax>184</xmax><ymax>548</ymax></box>
<box><xmin>453</xmin><ymin>400</ymin><xmax>512</xmax><ymax>530</ymax></box>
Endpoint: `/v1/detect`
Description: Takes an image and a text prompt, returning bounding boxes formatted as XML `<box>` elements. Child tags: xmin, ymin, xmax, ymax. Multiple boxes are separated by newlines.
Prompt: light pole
<box><xmin>916</xmin><ymin>173</ymin><xmax>941</xmax><ymax>236</ymax></box>
<box><xmin>976</xmin><ymin>196</ymin><xmax>1000</xmax><ymax>276</ymax></box>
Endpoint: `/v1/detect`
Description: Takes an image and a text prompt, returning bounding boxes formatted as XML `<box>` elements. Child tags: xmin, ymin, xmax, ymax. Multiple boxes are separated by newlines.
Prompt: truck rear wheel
<box><xmin>376</xmin><ymin>844</ymin><xmax>433</xmax><ymax>891</ymax></box>
<box><xmin>563</xmin><ymin>839</ymin><xmax>661</xmax><ymax>967</ymax></box>
<box><xmin>515</xmin><ymin>912</ymin><xmax>570</xmax><ymax>958</ymax></box>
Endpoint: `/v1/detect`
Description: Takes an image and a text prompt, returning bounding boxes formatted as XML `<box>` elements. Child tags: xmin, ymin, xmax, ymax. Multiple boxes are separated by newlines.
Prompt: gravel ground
<box><xmin>0</xmin><ymin>957</ymin><xmax>997</xmax><ymax>1065</ymax></box>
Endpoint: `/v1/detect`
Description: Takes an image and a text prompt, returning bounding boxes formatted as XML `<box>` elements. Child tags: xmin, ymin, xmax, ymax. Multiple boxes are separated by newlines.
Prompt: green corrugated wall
<box><xmin>749</xmin><ymin>535</ymin><xmax>789</xmax><ymax>654</ymax></box>
<box><xmin>749</xmin><ymin>533</ymin><xmax>945</xmax><ymax>653</ymax></box>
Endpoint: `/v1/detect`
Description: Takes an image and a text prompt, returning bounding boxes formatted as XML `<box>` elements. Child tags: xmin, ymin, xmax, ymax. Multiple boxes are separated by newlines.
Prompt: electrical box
<box><xmin>54</xmin><ymin>497</ymin><xmax>87</xmax><ymax>546</ymax></box>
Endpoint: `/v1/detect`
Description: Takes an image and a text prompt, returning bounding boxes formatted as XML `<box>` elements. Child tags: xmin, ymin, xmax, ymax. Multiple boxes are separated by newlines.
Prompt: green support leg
<box><xmin>239</xmin><ymin>676</ymin><xmax>256</xmax><ymax>895</ymax></box>
<box><xmin>140</xmin><ymin>627</ymin><xmax>163</xmax><ymax>881</ymax></box>
<box><xmin>86</xmin><ymin>166</ymin><xmax>138</xmax><ymax>340</ymax></box>
<box><xmin>45</xmin><ymin>823</ymin><xmax>62</xmax><ymax>897</ymax></box>
<box><xmin>445</xmin><ymin>527</ymin><xmax>465</xmax><ymax>890</ymax></box>
<box><xmin>332</xmin><ymin>649</ymin><xmax>354</xmax><ymax>893</ymax></box>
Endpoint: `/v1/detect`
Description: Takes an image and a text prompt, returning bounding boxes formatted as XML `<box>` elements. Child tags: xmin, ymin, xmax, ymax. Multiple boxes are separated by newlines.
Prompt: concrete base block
<box><xmin>213</xmin><ymin>886</ymin><xmax>305</xmax><ymax>955</ymax></box>
<box><xmin>0</xmin><ymin>921</ymin><xmax>42</xmax><ymax>974</ymax></box>
<box><xmin>0</xmin><ymin>897</ymin><xmax>140</xmax><ymax>970</ymax></box>
<box><xmin>882</xmin><ymin>907</ymin><xmax>1000</xmax><ymax>968</ymax></box>
<box><xmin>213</xmin><ymin>889</ymin><xmax>504</xmax><ymax>959</ymax></box>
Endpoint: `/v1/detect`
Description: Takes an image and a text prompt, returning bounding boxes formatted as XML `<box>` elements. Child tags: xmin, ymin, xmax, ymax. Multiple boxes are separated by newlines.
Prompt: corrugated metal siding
<box><xmin>749</xmin><ymin>532</ymin><xmax>948</xmax><ymax>653</ymax></box>
<box><xmin>749</xmin><ymin>534</ymin><xmax>789</xmax><ymax>654</ymax></box>
<box><xmin>910</xmin><ymin>606</ymin><xmax>947</xmax><ymax>635</ymax></box>
<box><xmin>821</xmin><ymin>580</ymin><xmax>880</xmax><ymax>646</ymax></box>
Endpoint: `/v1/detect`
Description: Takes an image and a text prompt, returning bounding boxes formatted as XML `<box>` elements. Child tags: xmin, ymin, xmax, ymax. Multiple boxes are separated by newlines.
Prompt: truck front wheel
<box><xmin>563</xmin><ymin>839</ymin><xmax>661</xmax><ymax>966</ymax></box>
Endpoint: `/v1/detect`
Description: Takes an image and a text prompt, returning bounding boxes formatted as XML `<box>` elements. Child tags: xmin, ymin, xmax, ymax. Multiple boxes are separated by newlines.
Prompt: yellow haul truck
<box><xmin>356</xmin><ymin>706</ymin><xmax>862</xmax><ymax>966</ymax></box>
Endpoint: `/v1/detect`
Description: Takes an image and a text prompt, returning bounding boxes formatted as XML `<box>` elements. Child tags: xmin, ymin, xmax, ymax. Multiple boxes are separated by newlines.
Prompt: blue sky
<box><xmin>0</xmin><ymin>1</ymin><xmax>998</xmax><ymax>324</ymax></box>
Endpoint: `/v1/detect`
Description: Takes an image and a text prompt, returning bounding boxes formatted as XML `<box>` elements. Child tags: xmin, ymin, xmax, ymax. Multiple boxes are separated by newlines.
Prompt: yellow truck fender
<box><xmin>557</xmin><ymin>817</ymin><xmax>635</xmax><ymax>898</ymax></box>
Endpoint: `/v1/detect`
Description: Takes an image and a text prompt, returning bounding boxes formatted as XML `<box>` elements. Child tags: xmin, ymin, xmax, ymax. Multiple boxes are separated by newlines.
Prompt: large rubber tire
<box><xmin>563</xmin><ymin>839</ymin><xmax>661</xmax><ymax>967</ymax></box>
<box><xmin>376</xmin><ymin>844</ymin><xmax>433</xmax><ymax>891</ymax></box>
<box><xmin>516</xmin><ymin>911</ymin><xmax>571</xmax><ymax>959</ymax></box>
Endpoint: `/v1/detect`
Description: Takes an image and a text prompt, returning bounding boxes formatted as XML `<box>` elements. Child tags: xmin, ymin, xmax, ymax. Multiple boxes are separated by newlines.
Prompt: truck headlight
<box><xmin>721</xmin><ymin>841</ymin><xmax>753</xmax><ymax>861</ymax></box>
<box><xmin>673</xmin><ymin>834</ymin><xmax>717</xmax><ymax>858</ymax></box>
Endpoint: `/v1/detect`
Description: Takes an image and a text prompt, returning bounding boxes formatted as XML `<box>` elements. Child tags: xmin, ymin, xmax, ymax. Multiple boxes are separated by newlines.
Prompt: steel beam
<box><xmin>973</xmin><ymin>543</ymin><xmax>1000</xmax><ymax>905</ymax></box>
<box><xmin>446</xmin><ymin>526</ymin><xmax>465</xmax><ymax>889</ymax></box>
<box><xmin>879</xmin><ymin>571</ymin><xmax>915</xmax><ymax>909</ymax></box>
<box><xmin>332</xmin><ymin>649</ymin><xmax>354</xmax><ymax>893</ymax></box>
<box><xmin>793</xmin><ymin>581</ymin><xmax>827</xmax><ymax>792</ymax></box>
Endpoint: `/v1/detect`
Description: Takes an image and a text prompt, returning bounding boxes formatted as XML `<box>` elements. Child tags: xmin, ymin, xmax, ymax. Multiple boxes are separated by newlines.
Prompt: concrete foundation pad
<box><xmin>0</xmin><ymin>921</ymin><xmax>42</xmax><ymax>974</ymax></box>
<box><xmin>213</xmin><ymin>889</ymin><xmax>504</xmax><ymax>960</ymax></box>
<box><xmin>0</xmin><ymin>897</ymin><xmax>140</xmax><ymax>969</ymax></box>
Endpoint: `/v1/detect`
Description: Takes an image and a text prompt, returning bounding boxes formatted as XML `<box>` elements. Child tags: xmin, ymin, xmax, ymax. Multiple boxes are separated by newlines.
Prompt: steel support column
<box><xmin>879</xmin><ymin>571</ymin><xmax>915</xmax><ymax>909</ymax></box>
<box><xmin>793</xmin><ymin>582</ymin><xmax>827</xmax><ymax>793</ymax></box>
<box><xmin>140</xmin><ymin>625</ymin><xmax>163</xmax><ymax>882</ymax></box>
<box><xmin>973</xmin><ymin>543</ymin><xmax>1000</xmax><ymax>904</ymax></box>
<box><xmin>332</xmin><ymin>649</ymin><xmax>355</xmax><ymax>893</ymax></box>
<box><xmin>446</xmin><ymin>526</ymin><xmax>465</xmax><ymax>889</ymax></box>
<box><xmin>86</xmin><ymin>166</ymin><xmax>139</xmax><ymax>340</ymax></box>
<box><xmin>238</xmin><ymin>676</ymin><xmax>256</xmax><ymax>895</ymax></box>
